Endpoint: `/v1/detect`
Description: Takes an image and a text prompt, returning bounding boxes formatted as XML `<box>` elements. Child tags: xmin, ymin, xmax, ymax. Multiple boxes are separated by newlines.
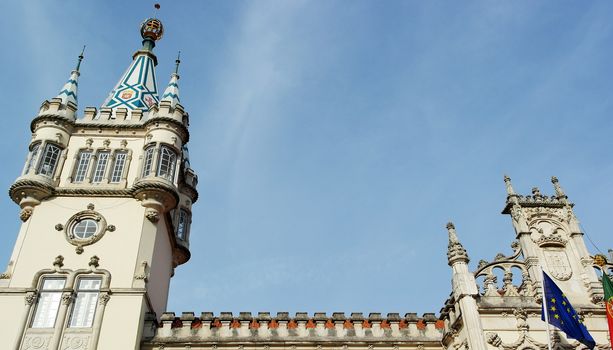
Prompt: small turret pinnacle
<box><xmin>160</xmin><ymin>52</ymin><xmax>181</xmax><ymax>108</ymax></box>
<box><xmin>174</xmin><ymin>51</ymin><xmax>181</xmax><ymax>75</ymax></box>
<box><xmin>446</xmin><ymin>222</ymin><xmax>469</xmax><ymax>265</ymax></box>
<box><xmin>551</xmin><ymin>176</ymin><xmax>567</xmax><ymax>198</ymax></box>
<box><xmin>55</xmin><ymin>48</ymin><xmax>84</xmax><ymax>107</ymax></box>
<box><xmin>75</xmin><ymin>45</ymin><xmax>85</xmax><ymax>71</ymax></box>
<box><xmin>503</xmin><ymin>175</ymin><xmax>516</xmax><ymax>196</ymax></box>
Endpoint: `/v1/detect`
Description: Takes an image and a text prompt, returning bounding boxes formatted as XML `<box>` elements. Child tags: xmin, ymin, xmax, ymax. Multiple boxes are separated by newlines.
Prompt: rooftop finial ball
<box><xmin>140</xmin><ymin>18</ymin><xmax>164</xmax><ymax>41</ymax></box>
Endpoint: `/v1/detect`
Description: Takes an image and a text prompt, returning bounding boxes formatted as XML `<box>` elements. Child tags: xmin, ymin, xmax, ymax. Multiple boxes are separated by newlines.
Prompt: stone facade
<box><xmin>0</xmin><ymin>16</ymin><xmax>612</xmax><ymax>350</ymax></box>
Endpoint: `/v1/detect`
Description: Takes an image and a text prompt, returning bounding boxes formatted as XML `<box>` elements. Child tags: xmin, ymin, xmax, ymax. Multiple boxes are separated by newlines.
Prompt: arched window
<box><xmin>177</xmin><ymin>209</ymin><xmax>190</xmax><ymax>240</ymax></box>
<box><xmin>73</xmin><ymin>150</ymin><xmax>92</xmax><ymax>183</ymax></box>
<box><xmin>68</xmin><ymin>277</ymin><xmax>102</xmax><ymax>328</ymax></box>
<box><xmin>92</xmin><ymin>151</ymin><xmax>110</xmax><ymax>183</ymax></box>
<box><xmin>23</xmin><ymin>143</ymin><xmax>41</xmax><ymax>175</ymax></box>
<box><xmin>31</xmin><ymin>277</ymin><xmax>66</xmax><ymax>328</ymax></box>
<box><xmin>110</xmin><ymin>151</ymin><xmax>128</xmax><ymax>183</ymax></box>
<box><xmin>157</xmin><ymin>146</ymin><xmax>177</xmax><ymax>181</ymax></box>
<box><xmin>36</xmin><ymin>144</ymin><xmax>62</xmax><ymax>177</ymax></box>
<box><xmin>142</xmin><ymin>146</ymin><xmax>155</xmax><ymax>177</ymax></box>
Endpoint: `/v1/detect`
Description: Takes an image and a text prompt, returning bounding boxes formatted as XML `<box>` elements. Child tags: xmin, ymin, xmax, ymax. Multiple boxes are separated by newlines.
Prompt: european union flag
<box><xmin>541</xmin><ymin>272</ymin><xmax>596</xmax><ymax>349</ymax></box>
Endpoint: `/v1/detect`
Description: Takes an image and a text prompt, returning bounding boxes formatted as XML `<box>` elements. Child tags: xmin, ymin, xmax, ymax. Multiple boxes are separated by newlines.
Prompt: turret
<box><xmin>9</xmin><ymin>50</ymin><xmax>85</xmax><ymax>221</ymax></box>
<box><xmin>501</xmin><ymin>176</ymin><xmax>601</xmax><ymax>304</ymax></box>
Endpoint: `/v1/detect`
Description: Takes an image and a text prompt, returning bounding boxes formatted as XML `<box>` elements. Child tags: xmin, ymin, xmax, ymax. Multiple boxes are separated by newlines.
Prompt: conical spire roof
<box><xmin>55</xmin><ymin>48</ymin><xmax>84</xmax><ymax>106</ymax></box>
<box><xmin>102</xmin><ymin>18</ymin><xmax>164</xmax><ymax>112</ymax></box>
<box><xmin>160</xmin><ymin>52</ymin><xmax>181</xmax><ymax>108</ymax></box>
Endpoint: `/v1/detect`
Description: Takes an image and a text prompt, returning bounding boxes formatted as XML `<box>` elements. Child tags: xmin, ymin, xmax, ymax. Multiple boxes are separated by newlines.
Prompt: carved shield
<box><xmin>544</xmin><ymin>249</ymin><xmax>572</xmax><ymax>280</ymax></box>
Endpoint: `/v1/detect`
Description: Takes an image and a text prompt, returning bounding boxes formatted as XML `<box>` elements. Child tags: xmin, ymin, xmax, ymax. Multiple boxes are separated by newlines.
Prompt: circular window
<box><xmin>60</xmin><ymin>204</ymin><xmax>114</xmax><ymax>254</ymax></box>
<box><xmin>73</xmin><ymin>219</ymin><xmax>99</xmax><ymax>239</ymax></box>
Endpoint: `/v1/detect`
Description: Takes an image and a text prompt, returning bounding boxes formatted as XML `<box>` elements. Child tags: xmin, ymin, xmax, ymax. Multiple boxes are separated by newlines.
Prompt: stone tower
<box><xmin>0</xmin><ymin>17</ymin><xmax>198</xmax><ymax>349</ymax></box>
<box><xmin>440</xmin><ymin>176</ymin><xmax>612</xmax><ymax>350</ymax></box>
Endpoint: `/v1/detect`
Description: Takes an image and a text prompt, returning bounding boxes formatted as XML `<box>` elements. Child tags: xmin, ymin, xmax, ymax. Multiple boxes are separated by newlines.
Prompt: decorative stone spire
<box><xmin>503</xmin><ymin>175</ymin><xmax>516</xmax><ymax>196</ymax></box>
<box><xmin>551</xmin><ymin>176</ymin><xmax>567</xmax><ymax>199</ymax></box>
<box><xmin>102</xmin><ymin>18</ymin><xmax>163</xmax><ymax>113</ymax></box>
<box><xmin>447</xmin><ymin>222</ymin><xmax>469</xmax><ymax>265</ymax></box>
<box><xmin>55</xmin><ymin>47</ymin><xmax>84</xmax><ymax>106</ymax></box>
<box><xmin>160</xmin><ymin>52</ymin><xmax>181</xmax><ymax>107</ymax></box>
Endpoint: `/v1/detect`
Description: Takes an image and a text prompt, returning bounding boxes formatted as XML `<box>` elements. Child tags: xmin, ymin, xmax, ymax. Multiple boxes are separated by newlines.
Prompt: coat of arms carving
<box><xmin>544</xmin><ymin>249</ymin><xmax>572</xmax><ymax>281</ymax></box>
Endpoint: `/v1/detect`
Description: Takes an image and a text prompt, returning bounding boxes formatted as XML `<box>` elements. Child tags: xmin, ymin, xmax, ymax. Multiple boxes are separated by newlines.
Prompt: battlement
<box><xmin>144</xmin><ymin>311</ymin><xmax>445</xmax><ymax>345</ymax></box>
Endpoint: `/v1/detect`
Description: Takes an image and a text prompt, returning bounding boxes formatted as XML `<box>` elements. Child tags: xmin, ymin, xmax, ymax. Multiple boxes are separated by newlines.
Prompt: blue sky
<box><xmin>1</xmin><ymin>1</ymin><xmax>612</xmax><ymax>315</ymax></box>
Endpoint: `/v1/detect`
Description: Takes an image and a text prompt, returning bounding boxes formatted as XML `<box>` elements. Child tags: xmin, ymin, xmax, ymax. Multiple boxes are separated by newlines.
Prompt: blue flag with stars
<box><xmin>541</xmin><ymin>272</ymin><xmax>596</xmax><ymax>349</ymax></box>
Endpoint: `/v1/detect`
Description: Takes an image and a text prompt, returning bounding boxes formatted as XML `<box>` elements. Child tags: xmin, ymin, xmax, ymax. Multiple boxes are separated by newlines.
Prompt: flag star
<box><xmin>550</xmin><ymin>306</ymin><xmax>556</xmax><ymax>311</ymax></box>
<box><xmin>562</xmin><ymin>301</ymin><xmax>567</xmax><ymax>305</ymax></box>
<box><xmin>551</xmin><ymin>298</ymin><xmax>556</xmax><ymax>303</ymax></box>
<box><xmin>566</xmin><ymin>308</ymin><xmax>570</xmax><ymax>312</ymax></box>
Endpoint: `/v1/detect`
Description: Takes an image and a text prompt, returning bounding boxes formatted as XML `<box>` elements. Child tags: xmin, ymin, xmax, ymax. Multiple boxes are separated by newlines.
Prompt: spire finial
<box><xmin>446</xmin><ymin>222</ymin><xmax>469</xmax><ymax>265</ymax></box>
<box><xmin>551</xmin><ymin>176</ymin><xmax>567</xmax><ymax>198</ymax></box>
<box><xmin>446</xmin><ymin>222</ymin><xmax>459</xmax><ymax>243</ymax></box>
<box><xmin>75</xmin><ymin>45</ymin><xmax>85</xmax><ymax>72</ymax></box>
<box><xmin>174</xmin><ymin>51</ymin><xmax>181</xmax><ymax>75</ymax></box>
<box><xmin>503</xmin><ymin>175</ymin><xmax>516</xmax><ymax>196</ymax></box>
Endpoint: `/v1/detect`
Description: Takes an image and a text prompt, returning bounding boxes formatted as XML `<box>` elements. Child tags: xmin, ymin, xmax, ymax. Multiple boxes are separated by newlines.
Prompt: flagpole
<box><xmin>541</xmin><ymin>268</ymin><xmax>554</xmax><ymax>350</ymax></box>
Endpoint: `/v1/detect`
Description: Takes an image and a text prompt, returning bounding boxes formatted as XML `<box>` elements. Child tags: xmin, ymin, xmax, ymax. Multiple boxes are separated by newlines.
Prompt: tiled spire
<box><xmin>102</xmin><ymin>18</ymin><xmax>164</xmax><ymax>112</ymax></box>
<box><xmin>160</xmin><ymin>52</ymin><xmax>181</xmax><ymax>107</ymax></box>
<box><xmin>55</xmin><ymin>47</ymin><xmax>84</xmax><ymax>106</ymax></box>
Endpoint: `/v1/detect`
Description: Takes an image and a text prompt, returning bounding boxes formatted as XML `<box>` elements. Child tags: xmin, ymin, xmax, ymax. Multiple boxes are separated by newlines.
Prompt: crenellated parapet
<box><xmin>142</xmin><ymin>311</ymin><xmax>445</xmax><ymax>348</ymax></box>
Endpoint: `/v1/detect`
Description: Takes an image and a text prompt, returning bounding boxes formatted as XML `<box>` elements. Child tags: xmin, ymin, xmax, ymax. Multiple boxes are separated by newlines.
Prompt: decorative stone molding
<box><xmin>534</xmin><ymin>231</ymin><xmax>567</xmax><ymax>247</ymax></box>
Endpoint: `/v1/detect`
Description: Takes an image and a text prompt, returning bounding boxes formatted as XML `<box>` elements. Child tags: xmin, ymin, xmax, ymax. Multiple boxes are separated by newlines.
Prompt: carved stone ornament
<box><xmin>20</xmin><ymin>207</ymin><xmax>33</xmax><ymax>222</ymax></box>
<box><xmin>53</xmin><ymin>255</ymin><xmax>64</xmax><ymax>268</ymax></box>
<box><xmin>0</xmin><ymin>260</ymin><xmax>13</xmax><ymax>279</ymax></box>
<box><xmin>486</xmin><ymin>332</ymin><xmax>502</xmax><ymax>347</ymax></box>
<box><xmin>24</xmin><ymin>291</ymin><xmax>38</xmax><ymax>305</ymax></box>
<box><xmin>61</xmin><ymin>335</ymin><xmax>90</xmax><ymax>350</ymax></box>
<box><xmin>22</xmin><ymin>335</ymin><xmax>51</xmax><ymax>350</ymax></box>
<box><xmin>145</xmin><ymin>208</ymin><xmax>160</xmax><ymax>223</ymax></box>
<box><xmin>62</xmin><ymin>292</ymin><xmax>74</xmax><ymax>305</ymax></box>
<box><xmin>477</xmin><ymin>260</ymin><xmax>489</xmax><ymax>269</ymax></box>
<box><xmin>89</xmin><ymin>255</ymin><xmax>100</xmax><ymax>268</ymax></box>
<box><xmin>544</xmin><ymin>249</ymin><xmax>573</xmax><ymax>281</ymax></box>
<box><xmin>134</xmin><ymin>261</ymin><xmax>150</xmax><ymax>282</ymax></box>
<box><xmin>99</xmin><ymin>292</ymin><xmax>110</xmax><ymax>305</ymax></box>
